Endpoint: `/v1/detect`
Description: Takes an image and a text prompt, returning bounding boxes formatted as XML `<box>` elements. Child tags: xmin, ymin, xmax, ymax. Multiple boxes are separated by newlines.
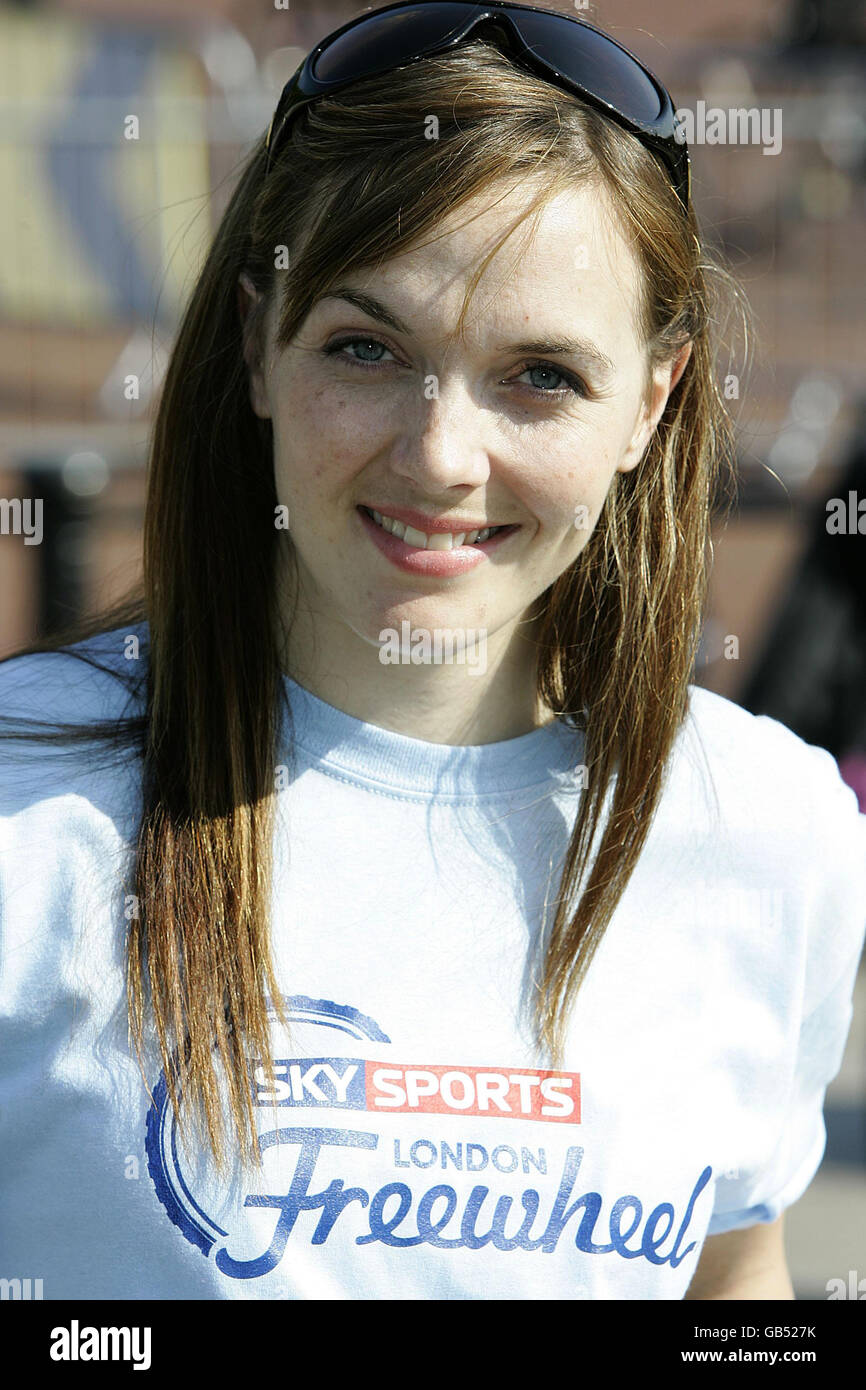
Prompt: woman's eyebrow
<box><xmin>498</xmin><ymin>336</ymin><xmax>615</xmax><ymax>377</ymax></box>
<box><xmin>318</xmin><ymin>287</ymin><xmax>410</xmax><ymax>334</ymax></box>
<box><xmin>317</xmin><ymin>286</ymin><xmax>615</xmax><ymax>377</ymax></box>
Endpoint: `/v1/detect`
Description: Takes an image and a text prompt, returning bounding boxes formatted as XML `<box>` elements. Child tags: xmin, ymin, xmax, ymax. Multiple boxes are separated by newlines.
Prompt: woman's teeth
<box><xmin>367</xmin><ymin>508</ymin><xmax>501</xmax><ymax>549</ymax></box>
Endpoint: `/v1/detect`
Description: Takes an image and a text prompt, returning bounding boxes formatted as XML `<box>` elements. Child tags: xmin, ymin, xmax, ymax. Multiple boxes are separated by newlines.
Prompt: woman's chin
<box><xmin>356</xmin><ymin>605</ymin><xmax>496</xmax><ymax>646</ymax></box>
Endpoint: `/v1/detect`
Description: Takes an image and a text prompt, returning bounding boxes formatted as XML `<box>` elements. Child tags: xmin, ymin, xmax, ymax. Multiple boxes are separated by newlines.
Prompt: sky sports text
<box><xmin>251</xmin><ymin>1057</ymin><xmax>581</xmax><ymax>1123</ymax></box>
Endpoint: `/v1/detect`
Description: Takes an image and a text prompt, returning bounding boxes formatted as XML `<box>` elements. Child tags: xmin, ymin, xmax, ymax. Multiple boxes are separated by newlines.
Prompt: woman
<box><xmin>1</xmin><ymin>1</ymin><xmax>864</xmax><ymax>1301</ymax></box>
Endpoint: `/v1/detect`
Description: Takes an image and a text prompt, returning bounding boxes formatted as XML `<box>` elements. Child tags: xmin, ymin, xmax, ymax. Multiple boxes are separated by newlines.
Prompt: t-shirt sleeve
<box><xmin>707</xmin><ymin>735</ymin><xmax>866</xmax><ymax>1235</ymax></box>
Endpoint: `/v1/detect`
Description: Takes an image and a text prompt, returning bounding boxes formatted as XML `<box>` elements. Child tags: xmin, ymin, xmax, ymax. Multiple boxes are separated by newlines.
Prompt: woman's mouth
<box><xmin>359</xmin><ymin>505</ymin><xmax>513</xmax><ymax>550</ymax></box>
<box><xmin>355</xmin><ymin>504</ymin><xmax>520</xmax><ymax>577</ymax></box>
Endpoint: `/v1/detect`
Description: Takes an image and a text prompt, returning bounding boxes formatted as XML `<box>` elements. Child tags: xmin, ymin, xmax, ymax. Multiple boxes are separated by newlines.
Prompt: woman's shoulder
<box><xmin>0</xmin><ymin>621</ymin><xmax>148</xmax><ymax>826</ymax></box>
<box><xmin>682</xmin><ymin>683</ymin><xmax>862</xmax><ymax>823</ymax></box>
<box><xmin>681</xmin><ymin>684</ymin><xmax>866</xmax><ymax>1013</ymax></box>
<box><xmin>0</xmin><ymin>626</ymin><xmax>147</xmax><ymax>994</ymax></box>
<box><xmin>0</xmin><ymin>621</ymin><xmax>148</xmax><ymax>725</ymax></box>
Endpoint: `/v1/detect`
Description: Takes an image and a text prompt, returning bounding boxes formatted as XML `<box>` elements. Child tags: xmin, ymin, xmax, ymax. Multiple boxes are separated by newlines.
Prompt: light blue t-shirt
<box><xmin>1</xmin><ymin>624</ymin><xmax>864</xmax><ymax>1299</ymax></box>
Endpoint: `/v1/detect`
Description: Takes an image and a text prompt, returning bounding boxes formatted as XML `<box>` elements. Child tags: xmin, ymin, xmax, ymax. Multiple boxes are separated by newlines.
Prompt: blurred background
<box><xmin>0</xmin><ymin>0</ymin><xmax>864</xmax><ymax>1298</ymax></box>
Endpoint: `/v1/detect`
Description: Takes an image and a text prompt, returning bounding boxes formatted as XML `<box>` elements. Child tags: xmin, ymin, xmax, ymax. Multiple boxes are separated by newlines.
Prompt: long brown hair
<box><xmin>0</xmin><ymin>30</ymin><xmax>743</xmax><ymax>1174</ymax></box>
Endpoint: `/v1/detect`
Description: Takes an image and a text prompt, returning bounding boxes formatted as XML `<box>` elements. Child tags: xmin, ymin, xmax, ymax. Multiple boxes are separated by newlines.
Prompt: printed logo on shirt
<box><xmin>251</xmin><ymin>1057</ymin><xmax>580</xmax><ymax>1123</ymax></box>
<box><xmin>145</xmin><ymin>995</ymin><xmax>713</xmax><ymax>1282</ymax></box>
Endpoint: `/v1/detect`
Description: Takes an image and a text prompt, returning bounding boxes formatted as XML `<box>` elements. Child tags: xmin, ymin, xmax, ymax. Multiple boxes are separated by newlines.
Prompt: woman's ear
<box><xmin>237</xmin><ymin>271</ymin><xmax>271</xmax><ymax>420</ymax></box>
<box><xmin>667</xmin><ymin>339</ymin><xmax>692</xmax><ymax>394</ymax></box>
<box><xmin>617</xmin><ymin>340</ymin><xmax>693</xmax><ymax>474</ymax></box>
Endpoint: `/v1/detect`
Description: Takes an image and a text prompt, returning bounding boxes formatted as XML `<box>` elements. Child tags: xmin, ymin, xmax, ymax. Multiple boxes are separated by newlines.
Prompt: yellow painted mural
<box><xmin>0</xmin><ymin>10</ymin><xmax>212</xmax><ymax>325</ymax></box>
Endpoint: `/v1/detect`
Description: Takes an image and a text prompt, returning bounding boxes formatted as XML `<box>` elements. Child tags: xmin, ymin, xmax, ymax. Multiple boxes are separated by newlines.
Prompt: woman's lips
<box><xmin>356</xmin><ymin>505</ymin><xmax>519</xmax><ymax>577</ymax></box>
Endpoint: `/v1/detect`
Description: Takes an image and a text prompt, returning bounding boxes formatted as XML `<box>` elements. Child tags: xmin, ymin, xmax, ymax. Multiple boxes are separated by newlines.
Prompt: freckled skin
<box><xmin>239</xmin><ymin>176</ymin><xmax>690</xmax><ymax>743</ymax></box>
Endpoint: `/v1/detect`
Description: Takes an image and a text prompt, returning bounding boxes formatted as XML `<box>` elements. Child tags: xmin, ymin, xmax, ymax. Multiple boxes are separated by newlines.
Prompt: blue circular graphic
<box><xmin>145</xmin><ymin>995</ymin><xmax>389</xmax><ymax>1257</ymax></box>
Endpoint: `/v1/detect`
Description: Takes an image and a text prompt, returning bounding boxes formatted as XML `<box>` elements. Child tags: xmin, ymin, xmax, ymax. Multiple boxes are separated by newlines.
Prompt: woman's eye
<box><xmin>324</xmin><ymin>338</ymin><xmax>588</xmax><ymax>399</ymax></box>
<box><xmin>325</xmin><ymin>336</ymin><xmax>397</xmax><ymax>367</ymax></box>
<box><xmin>515</xmin><ymin>362</ymin><xmax>588</xmax><ymax>398</ymax></box>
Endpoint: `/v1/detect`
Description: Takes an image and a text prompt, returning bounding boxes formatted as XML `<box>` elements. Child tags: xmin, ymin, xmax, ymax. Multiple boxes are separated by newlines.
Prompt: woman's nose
<box><xmin>389</xmin><ymin>386</ymin><xmax>492</xmax><ymax>492</ymax></box>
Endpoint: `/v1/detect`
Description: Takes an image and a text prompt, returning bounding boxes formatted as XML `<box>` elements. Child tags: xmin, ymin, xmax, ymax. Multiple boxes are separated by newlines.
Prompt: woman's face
<box><xmin>241</xmin><ymin>178</ymin><xmax>688</xmax><ymax>683</ymax></box>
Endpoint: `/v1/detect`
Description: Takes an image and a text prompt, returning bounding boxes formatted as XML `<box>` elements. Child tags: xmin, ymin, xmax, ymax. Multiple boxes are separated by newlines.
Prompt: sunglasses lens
<box><xmin>287</xmin><ymin>4</ymin><xmax>681</xmax><ymax>198</ymax></box>
<box><xmin>502</xmin><ymin>12</ymin><xmax>665</xmax><ymax>126</ymax></box>
<box><xmin>313</xmin><ymin>3</ymin><xmax>472</xmax><ymax>84</ymax></box>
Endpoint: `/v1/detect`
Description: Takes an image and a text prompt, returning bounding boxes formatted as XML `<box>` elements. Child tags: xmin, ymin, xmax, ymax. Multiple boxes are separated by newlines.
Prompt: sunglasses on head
<box><xmin>263</xmin><ymin>1</ymin><xmax>690</xmax><ymax>210</ymax></box>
